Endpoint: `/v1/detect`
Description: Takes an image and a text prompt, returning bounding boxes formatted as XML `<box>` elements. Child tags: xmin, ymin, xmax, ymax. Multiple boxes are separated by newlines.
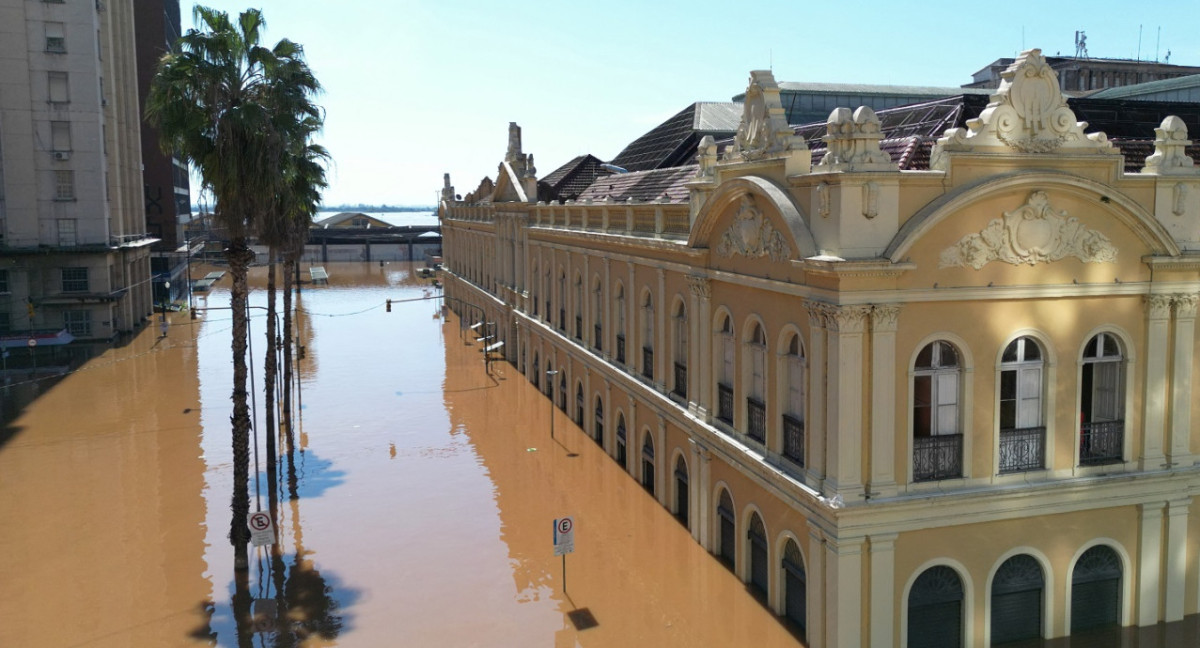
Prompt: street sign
<box><xmin>26</xmin><ymin>338</ymin><xmax>37</xmax><ymax>348</ymax></box>
<box><xmin>553</xmin><ymin>516</ymin><xmax>575</xmax><ymax>556</ymax></box>
<box><xmin>247</xmin><ymin>511</ymin><xmax>275</xmax><ymax>547</ymax></box>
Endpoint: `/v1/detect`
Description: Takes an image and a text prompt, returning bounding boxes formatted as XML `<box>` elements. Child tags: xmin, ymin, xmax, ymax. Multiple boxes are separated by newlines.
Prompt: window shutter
<box><xmin>1093</xmin><ymin>362</ymin><xmax>1119</xmax><ymax>421</ymax></box>
<box><xmin>936</xmin><ymin>372</ymin><xmax>958</xmax><ymax>435</ymax></box>
<box><xmin>1017</xmin><ymin>367</ymin><xmax>1042</xmax><ymax>428</ymax></box>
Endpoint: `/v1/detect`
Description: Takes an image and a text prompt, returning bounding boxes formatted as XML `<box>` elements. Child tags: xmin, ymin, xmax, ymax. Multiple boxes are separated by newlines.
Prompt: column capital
<box><xmin>1168</xmin><ymin>498</ymin><xmax>1193</xmax><ymax>515</ymax></box>
<box><xmin>870</xmin><ymin>304</ymin><xmax>902</xmax><ymax>332</ymax></box>
<box><xmin>1173</xmin><ymin>293</ymin><xmax>1199</xmax><ymax>319</ymax></box>
<box><xmin>868</xmin><ymin>532</ymin><xmax>899</xmax><ymax>550</ymax></box>
<box><xmin>1139</xmin><ymin>501</ymin><xmax>1167</xmax><ymax>517</ymax></box>
<box><xmin>686</xmin><ymin>275</ymin><xmax>711</xmax><ymax>299</ymax></box>
<box><xmin>827</xmin><ymin>305</ymin><xmax>871</xmax><ymax>334</ymax></box>
<box><xmin>806</xmin><ymin>301</ymin><xmax>829</xmax><ymax>329</ymax></box>
<box><xmin>825</xmin><ymin>534</ymin><xmax>866</xmax><ymax>555</ymax></box>
<box><xmin>1147</xmin><ymin>294</ymin><xmax>1173</xmax><ymax>319</ymax></box>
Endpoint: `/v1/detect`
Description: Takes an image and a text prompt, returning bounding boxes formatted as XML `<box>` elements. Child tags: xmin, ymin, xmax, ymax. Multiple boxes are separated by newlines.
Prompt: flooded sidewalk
<box><xmin>0</xmin><ymin>262</ymin><xmax>802</xmax><ymax>647</ymax></box>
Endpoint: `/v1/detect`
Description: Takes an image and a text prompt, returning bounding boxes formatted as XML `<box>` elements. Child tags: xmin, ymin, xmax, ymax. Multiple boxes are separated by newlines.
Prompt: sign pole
<box><xmin>563</xmin><ymin>554</ymin><xmax>567</xmax><ymax>594</ymax></box>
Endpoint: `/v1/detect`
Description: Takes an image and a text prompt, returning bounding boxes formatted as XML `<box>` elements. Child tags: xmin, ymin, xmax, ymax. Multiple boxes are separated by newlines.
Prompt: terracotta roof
<box><xmin>574</xmin><ymin>166</ymin><xmax>696</xmax><ymax>204</ymax></box>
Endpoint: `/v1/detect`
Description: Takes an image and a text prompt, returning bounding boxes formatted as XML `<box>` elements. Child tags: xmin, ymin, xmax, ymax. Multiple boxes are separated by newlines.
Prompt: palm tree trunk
<box><xmin>228</xmin><ymin>241</ymin><xmax>255</xmax><ymax>570</ymax></box>
<box><xmin>282</xmin><ymin>251</ymin><xmax>299</xmax><ymax>500</ymax></box>
<box><xmin>264</xmin><ymin>251</ymin><xmax>279</xmax><ymax>516</ymax></box>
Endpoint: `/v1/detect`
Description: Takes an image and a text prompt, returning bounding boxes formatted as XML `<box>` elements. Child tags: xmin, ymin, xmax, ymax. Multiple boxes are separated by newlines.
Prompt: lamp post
<box><xmin>546</xmin><ymin>369</ymin><xmax>559</xmax><ymax>440</ymax></box>
<box><xmin>160</xmin><ymin>281</ymin><xmax>170</xmax><ymax>337</ymax></box>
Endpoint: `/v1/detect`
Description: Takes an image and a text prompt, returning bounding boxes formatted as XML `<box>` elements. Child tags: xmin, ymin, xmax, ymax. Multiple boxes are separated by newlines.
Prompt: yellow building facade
<box><xmin>439</xmin><ymin>50</ymin><xmax>1200</xmax><ymax>647</ymax></box>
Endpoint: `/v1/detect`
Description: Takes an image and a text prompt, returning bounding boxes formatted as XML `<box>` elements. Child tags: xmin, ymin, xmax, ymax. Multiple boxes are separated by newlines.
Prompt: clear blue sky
<box><xmin>184</xmin><ymin>1</ymin><xmax>1200</xmax><ymax>207</ymax></box>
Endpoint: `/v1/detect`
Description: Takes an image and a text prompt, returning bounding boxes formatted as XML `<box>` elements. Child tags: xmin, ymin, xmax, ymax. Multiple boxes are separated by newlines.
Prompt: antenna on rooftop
<box><xmin>1137</xmin><ymin>25</ymin><xmax>1142</xmax><ymax>61</ymax></box>
<box><xmin>1156</xmin><ymin>26</ymin><xmax>1161</xmax><ymax>62</ymax></box>
<box><xmin>1074</xmin><ymin>31</ymin><xmax>1089</xmax><ymax>59</ymax></box>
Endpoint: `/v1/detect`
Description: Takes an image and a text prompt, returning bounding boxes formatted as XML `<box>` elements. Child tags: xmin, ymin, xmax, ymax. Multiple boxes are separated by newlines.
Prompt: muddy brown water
<box><xmin>0</xmin><ymin>262</ymin><xmax>803</xmax><ymax>647</ymax></box>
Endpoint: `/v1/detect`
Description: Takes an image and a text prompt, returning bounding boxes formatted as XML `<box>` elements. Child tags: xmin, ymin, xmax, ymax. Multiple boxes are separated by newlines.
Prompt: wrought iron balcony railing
<box><xmin>672</xmin><ymin>362</ymin><xmax>687</xmax><ymax>399</ymax></box>
<box><xmin>782</xmin><ymin>413</ymin><xmax>804</xmax><ymax>466</ymax></box>
<box><xmin>746</xmin><ymin>397</ymin><xmax>766</xmax><ymax>443</ymax></box>
<box><xmin>913</xmin><ymin>433</ymin><xmax>963</xmax><ymax>482</ymax></box>
<box><xmin>1080</xmin><ymin>420</ymin><xmax>1124</xmax><ymax>466</ymax></box>
<box><xmin>999</xmin><ymin>426</ymin><xmax>1045</xmax><ymax>473</ymax></box>
<box><xmin>717</xmin><ymin>383</ymin><xmax>733</xmax><ymax>425</ymax></box>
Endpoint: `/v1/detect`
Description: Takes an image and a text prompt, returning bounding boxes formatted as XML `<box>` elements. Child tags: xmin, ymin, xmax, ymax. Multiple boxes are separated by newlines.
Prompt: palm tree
<box><xmin>146</xmin><ymin>6</ymin><xmax>322</xmax><ymax>570</ymax></box>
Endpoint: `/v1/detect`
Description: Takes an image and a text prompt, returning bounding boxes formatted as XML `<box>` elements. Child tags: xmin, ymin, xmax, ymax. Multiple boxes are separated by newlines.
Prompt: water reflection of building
<box><xmin>0</xmin><ymin>0</ymin><xmax>155</xmax><ymax>346</ymax></box>
<box><xmin>440</xmin><ymin>50</ymin><xmax>1200</xmax><ymax>647</ymax></box>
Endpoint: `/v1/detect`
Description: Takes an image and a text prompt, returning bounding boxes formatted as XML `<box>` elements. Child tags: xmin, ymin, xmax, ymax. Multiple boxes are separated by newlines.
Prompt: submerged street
<box><xmin>0</xmin><ymin>261</ymin><xmax>802</xmax><ymax>647</ymax></box>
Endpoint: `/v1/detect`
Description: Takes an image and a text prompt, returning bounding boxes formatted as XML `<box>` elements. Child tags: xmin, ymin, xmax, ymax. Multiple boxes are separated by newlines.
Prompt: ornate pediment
<box><xmin>939</xmin><ymin>191</ymin><xmax>1117</xmax><ymax>269</ymax></box>
<box><xmin>725</xmin><ymin>70</ymin><xmax>806</xmax><ymax>162</ymax></box>
<box><xmin>932</xmin><ymin>49</ymin><xmax>1115</xmax><ymax>162</ymax></box>
<box><xmin>715</xmin><ymin>195</ymin><xmax>791</xmax><ymax>261</ymax></box>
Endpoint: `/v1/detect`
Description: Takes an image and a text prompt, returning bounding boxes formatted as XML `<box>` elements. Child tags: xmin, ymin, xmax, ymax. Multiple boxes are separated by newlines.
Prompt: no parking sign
<box><xmin>553</xmin><ymin>516</ymin><xmax>574</xmax><ymax>556</ymax></box>
<box><xmin>248</xmin><ymin>511</ymin><xmax>275</xmax><ymax>547</ymax></box>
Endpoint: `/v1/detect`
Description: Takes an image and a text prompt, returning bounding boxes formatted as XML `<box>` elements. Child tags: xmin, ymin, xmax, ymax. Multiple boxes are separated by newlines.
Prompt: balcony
<box><xmin>1080</xmin><ymin>420</ymin><xmax>1124</xmax><ymax>466</ymax></box>
<box><xmin>782</xmin><ymin>414</ymin><xmax>804</xmax><ymax>466</ymax></box>
<box><xmin>616</xmin><ymin>334</ymin><xmax>625</xmax><ymax>364</ymax></box>
<box><xmin>672</xmin><ymin>362</ymin><xmax>687</xmax><ymax>399</ymax></box>
<box><xmin>594</xmin><ymin>324</ymin><xmax>602</xmax><ymax>352</ymax></box>
<box><xmin>717</xmin><ymin>383</ymin><xmax>733</xmax><ymax>425</ymax></box>
<box><xmin>746</xmin><ymin>397</ymin><xmax>765</xmax><ymax>443</ymax></box>
<box><xmin>642</xmin><ymin>347</ymin><xmax>654</xmax><ymax>380</ymax></box>
<box><xmin>999</xmin><ymin>426</ymin><xmax>1045</xmax><ymax>473</ymax></box>
<box><xmin>913</xmin><ymin>433</ymin><xmax>963</xmax><ymax>482</ymax></box>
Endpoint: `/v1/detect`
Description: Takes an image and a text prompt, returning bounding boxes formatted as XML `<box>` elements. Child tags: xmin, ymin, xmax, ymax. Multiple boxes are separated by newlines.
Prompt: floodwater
<box><xmin>0</xmin><ymin>261</ymin><xmax>804</xmax><ymax>647</ymax></box>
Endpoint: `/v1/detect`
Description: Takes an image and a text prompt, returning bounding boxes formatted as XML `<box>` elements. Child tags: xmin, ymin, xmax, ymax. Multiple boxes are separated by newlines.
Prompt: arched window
<box><xmin>544</xmin><ymin>362</ymin><xmax>554</xmax><ymax>398</ymax></box>
<box><xmin>1080</xmin><ymin>333</ymin><xmax>1125</xmax><ymax>465</ymax></box>
<box><xmin>746</xmin><ymin>323</ymin><xmax>767</xmax><ymax>443</ymax></box>
<box><xmin>615</xmin><ymin>414</ymin><xmax>627</xmax><ymax>469</ymax></box>
<box><xmin>717</xmin><ymin>315</ymin><xmax>734</xmax><ymax>424</ymax></box>
<box><xmin>641</xmin><ymin>292</ymin><xmax>654</xmax><ymax>380</ymax></box>
<box><xmin>913</xmin><ymin>341</ymin><xmax>963</xmax><ymax>482</ymax></box>
<box><xmin>615</xmin><ymin>284</ymin><xmax>626</xmax><ymax>364</ymax></box>
<box><xmin>532</xmin><ymin>353</ymin><xmax>540</xmax><ymax>388</ymax></box>
<box><xmin>592</xmin><ymin>278</ymin><xmax>603</xmax><ymax>352</ymax></box>
<box><xmin>672</xmin><ymin>302</ymin><xmax>688</xmax><ymax>399</ymax></box>
<box><xmin>717</xmin><ymin>489</ymin><xmax>735</xmax><ymax>569</ymax></box>
<box><xmin>747</xmin><ymin>512</ymin><xmax>768</xmax><ymax>596</ymax></box>
<box><xmin>573</xmin><ymin>274</ymin><xmax>583</xmax><ymax>340</ymax></box>
<box><xmin>593</xmin><ymin>396</ymin><xmax>604</xmax><ymax>446</ymax></box>
<box><xmin>641</xmin><ymin>432</ymin><xmax>655</xmax><ymax>495</ymax></box>
<box><xmin>783</xmin><ymin>334</ymin><xmax>806</xmax><ymax>466</ymax></box>
<box><xmin>782</xmin><ymin>539</ymin><xmax>807</xmax><ymax>636</ymax></box>
<box><xmin>908</xmin><ymin>565</ymin><xmax>964</xmax><ymax>648</ymax></box>
<box><xmin>531</xmin><ymin>261</ymin><xmax>540</xmax><ymax>316</ymax></box>
<box><xmin>543</xmin><ymin>267</ymin><xmax>551</xmax><ymax>323</ymax></box>
<box><xmin>558</xmin><ymin>371</ymin><xmax>567</xmax><ymax>411</ymax></box>
<box><xmin>991</xmin><ymin>554</ymin><xmax>1044</xmax><ymax>644</ymax></box>
<box><xmin>575</xmin><ymin>383</ymin><xmax>584</xmax><ymax>425</ymax></box>
<box><xmin>557</xmin><ymin>270</ymin><xmax>566</xmax><ymax>331</ymax></box>
<box><xmin>1071</xmin><ymin>545</ymin><xmax>1121</xmax><ymax>633</ymax></box>
<box><xmin>999</xmin><ymin>337</ymin><xmax>1045</xmax><ymax>473</ymax></box>
<box><xmin>673</xmin><ymin>456</ymin><xmax>688</xmax><ymax>527</ymax></box>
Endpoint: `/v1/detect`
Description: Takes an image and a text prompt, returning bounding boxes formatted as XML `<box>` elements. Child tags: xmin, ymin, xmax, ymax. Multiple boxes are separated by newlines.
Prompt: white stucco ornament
<box><xmin>817</xmin><ymin>106</ymin><xmax>896</xmax><ymax>172</ymax></box>
<box><xmin>715</xmin><ymin>195</ymin><xmax>791</xmax><ymax>262</ymax></box>
<box><xmin>725</xmin><ymin>70</ymin><xmax>805</xmax><ymax>162</ymax></box>
<box><xmin>939</xmin><ymin>191</ymin><xmax>1117</xmax><ymax>269</ymax></box>
<box><xmin>931</xmin><ymin>49</ymin><xmax>1115</xmax><ymax>162</ymax></box>
<box><xmin>1143</xmin><ymin>115</ymin><xmax>1198</xmax><ymax>175</ymax></box>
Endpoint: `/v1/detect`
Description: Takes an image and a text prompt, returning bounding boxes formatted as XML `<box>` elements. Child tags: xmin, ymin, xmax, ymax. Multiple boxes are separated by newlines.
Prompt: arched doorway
<box><xmin>1071</xmin><ymin>545</ymin><xmax>1121</xmax><ymax>633</ymax></box>
<box><xmin>908</xmin><ymin>565</ymin><xmax>964</xmax><ymax>648</ymax></box>
<box><xmin>673</xmin><ymin>456</ymin><xmax>688</xmax><ymax>528</ymax></box>
<box><xmin>747</xmin><ymin>512</ymin><xmax>768</xmax><ymax>597</ymax></box>
<box><xmin>593</xmin><ymin>397</ymin><xmax>604</xmax><ymax>446</ymax></box>
<box><xmin>991</xmin><ymin>554</ymin><xmax>1044</xmax><ymax>644</ymax></box>
<box><xmin>615</xmin><ymin>414</ymin><xmax>627</xmax><ymax>470</ymax></box>
<box><xmin>717</xmin><ymin>489</ymin><xmax>735</xmax><ymax>569</ymax></box>
<box><xmin>782</xmin><ymin>538</ymin><xmax>806</xmax><ymax>637</ymax></box>
<box><xmin>532</xmin><ymin>354</ymin><xmax>540</xmax><ymax>388</ymax></box>
<box><xmin>575</xmin><ymin>383</ymin><xmax>584</xmax><ymax>426</ymax></box>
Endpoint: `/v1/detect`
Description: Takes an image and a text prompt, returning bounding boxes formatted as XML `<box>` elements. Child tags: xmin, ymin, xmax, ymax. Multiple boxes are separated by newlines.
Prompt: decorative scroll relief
<box><xmin>939</xmin><ymin>191</ymin><xmax>1117</xmax><ymax>269</ymax></box>
<box><xmin>715</xmin><ymin>196</ymin><xmax>791</xmax><ymax>262</ymax></box>
<box><xmin>725</xmin><ymin>70</ymin><xmax>806</xmax><ymax>162</ymax></box>
<box><xmin>932</xmin><ymin>49</ymin><xmax>1115</xmax><ymax>157</ymax></box>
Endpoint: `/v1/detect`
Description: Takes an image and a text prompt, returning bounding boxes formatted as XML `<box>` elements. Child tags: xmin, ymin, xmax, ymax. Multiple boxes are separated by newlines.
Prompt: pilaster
<box><xmin>807</xmin><ymin>303</ymin><xmax>828</xmax><ymax>486</ymax></box>
<box><xmin>869</xmin><ymin>533</ymin><xmax>898</xmax><ymax>648</ymax></box>
<box><xmin>657</xmin><ymin>267</ymin><xmax>667</xmax><ymax>389</ymax></box>
<box><xmin>869</xmin><ymin>305</ymin><xmax>900</xmax><ymax>498</ymax></box>
<box><xmin>825</xmin><ymin>534</ymin><xmax>864</xmax><ymax>648</ymax></box>
<box><xmin>602</xmin><ymin>258</ymin><xmax>612</xmax><ymax>360</ymax></box>
<box><xmin>655</xmin><ymin>415</ymin><xmax>667</xmax><ymax>507</ymax></box>
<box><xmin>1166</xmin><ymin>499</ymin><xmax>1190</xmax><ymax>622</ymax></box>
<box><xmin>1142</xmin><ymin>295</ymin><xmax>1172</xmax><ymax>469</ymax></box>
<box><xmin>694</xmin><ymin>441</ymin><xmax>712</xmax><ymax>549</ymax></box>
<box><xmin>807</xmin><ymin>521</ymin><xmax>827</xmax><ymax>648</ymax></box>
<box><xmin>686</xmin><ymin>275</ymin><xmax>711</xmax><ymax>416</ymax></box>
<box><xmin>1137</xmin><ymin>501</ymin><xmax>1165</xmax><ymax>626</ymax></box>
<box><xmin>1169</xmin><ymin>294</ymin><xmax>1197</xmax><ymax>466</ymax></box>
<box><xmin>825</xmin><ymin>305</ymin><xmax>869</xmax><ymax>501</ymax></box>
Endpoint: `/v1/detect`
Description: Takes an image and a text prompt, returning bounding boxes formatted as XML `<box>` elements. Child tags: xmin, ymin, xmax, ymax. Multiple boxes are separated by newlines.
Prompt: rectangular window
<box><xmin>64</xmin><ymin>310</ymin><xmax>92</xmax><ymax>337</ymax></box>
<box><xmin>45</xmin><ymin>22</ymin><xmax>66</xmax><ymax>53</ymax></box>
<box><xmin>48</xmin><ymin>71</ymin><xmax>69</xmax><ymax>104</ymax></box>
<box><xmin>0</xmin><ymin>268</ymin><xmax>8</xmax><ymax>293</ymax></box>
<box><xmin>0</xmin><ymin>312</ymin><xmax>10</xmax><ymax>335</ymax></box>
<box><xmin>61</xmin><ymin>266</ymin><xmax>88</xmax><ymax>292</ymax></box>
<box><xmin>57</xmin><ymin>219</ymin><xmax>76</xmax><ymax>247</ymax></box>
<box><xmin>54</xmin><ymin>170</ymin><xmax>74</xmax><ymax>200</ymax></box>
<box><xmin>51</xmin><ymin>121</ymin><xmax>71</xmax><ymax>152</ymax></box>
